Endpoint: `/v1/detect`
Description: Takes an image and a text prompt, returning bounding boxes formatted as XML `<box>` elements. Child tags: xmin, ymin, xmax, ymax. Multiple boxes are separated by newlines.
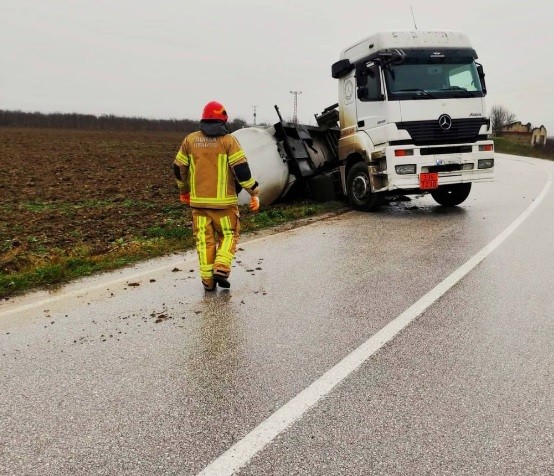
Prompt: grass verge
<box><xmin>494</xmin><ymin>137</ymin><xmax>554</xmax><ymax>161</ymax></box>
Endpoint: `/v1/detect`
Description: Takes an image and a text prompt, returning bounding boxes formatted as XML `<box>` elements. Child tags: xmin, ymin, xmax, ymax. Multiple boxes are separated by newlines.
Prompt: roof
<box><xmin>340</xmin><ymin>30</ymin><xmax>473</xmax><ymax>63</ymax></box>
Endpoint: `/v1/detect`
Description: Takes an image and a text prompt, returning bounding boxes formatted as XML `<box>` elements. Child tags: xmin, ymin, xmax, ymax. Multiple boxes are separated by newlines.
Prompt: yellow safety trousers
<box><xmin>192</xmin><ymin>206</ymin><xmax>240</xmax><ymax>285</ymax></box>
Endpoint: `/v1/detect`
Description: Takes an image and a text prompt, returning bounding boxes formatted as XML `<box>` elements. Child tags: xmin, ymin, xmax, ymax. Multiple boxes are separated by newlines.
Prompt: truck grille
<box><xmin>396</xmin><ymin>118</ymin><xmax>487</xmax><ymax>146</ymax></box>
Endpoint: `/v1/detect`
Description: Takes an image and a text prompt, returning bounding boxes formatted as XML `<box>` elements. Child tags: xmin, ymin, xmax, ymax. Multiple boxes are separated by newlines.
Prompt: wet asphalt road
<box><xmin>1</xmin><ymin>154</ymin><xmax>553</xmax><ymax>475</ymax></box>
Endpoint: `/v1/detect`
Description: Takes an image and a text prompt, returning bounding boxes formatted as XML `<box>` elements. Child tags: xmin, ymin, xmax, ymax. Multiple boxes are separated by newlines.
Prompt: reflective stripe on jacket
<box><xmin>174</xmin><ymin>131</ymin><xmax>256</xmax><ymax>209</ymax></box>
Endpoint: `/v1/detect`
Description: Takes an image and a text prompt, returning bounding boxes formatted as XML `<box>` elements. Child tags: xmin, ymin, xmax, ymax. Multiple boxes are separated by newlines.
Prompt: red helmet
<box><xmin>201</xmin><ymin>101</ymin><xmax>228</xmax><ymax>122</ymax></box>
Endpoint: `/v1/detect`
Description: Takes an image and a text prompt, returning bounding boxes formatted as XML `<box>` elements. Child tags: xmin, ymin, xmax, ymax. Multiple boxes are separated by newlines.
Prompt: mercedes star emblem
<box><xmin>438</xmin><ymin>114</ymin><xmax>452</xmax><ymax>130</ymax></box>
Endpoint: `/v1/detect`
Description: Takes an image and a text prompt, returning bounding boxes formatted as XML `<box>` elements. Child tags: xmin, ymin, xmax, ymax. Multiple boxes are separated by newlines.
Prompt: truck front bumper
<box><xmin>383</xmin><ymin>141</ymin><xmax>494</xmax><ymax>191</ymax></box>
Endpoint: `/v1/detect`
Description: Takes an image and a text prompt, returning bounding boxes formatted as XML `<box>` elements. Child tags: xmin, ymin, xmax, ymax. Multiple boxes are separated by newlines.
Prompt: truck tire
<box><xmin>346</xmin><ymin>162</ymin><xmax>381</xmax><ymax>211</ymax></box>
<box><xmin>430</xmin><ymin>183</ymin><xmax>472</xmax><ymax>207</ymax></box>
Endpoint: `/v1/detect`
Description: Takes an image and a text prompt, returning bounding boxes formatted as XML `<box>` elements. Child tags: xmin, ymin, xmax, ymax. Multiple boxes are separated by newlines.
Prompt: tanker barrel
<box><xmin>232</xmin><ymin>126</ymin><xmax>293</xmax><ymax>207</ymax></box>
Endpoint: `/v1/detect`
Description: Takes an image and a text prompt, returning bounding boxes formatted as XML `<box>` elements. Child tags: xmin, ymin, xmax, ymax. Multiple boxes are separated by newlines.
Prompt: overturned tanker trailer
<box><xmin>234</xmin><ymin>104</ymin><xmax>341</xmax><ymax>207</ymax></box>
<box><xmin>235</xmin><ymin>30</ymin><xmax>495</xmax><ymax>210</ymax></box>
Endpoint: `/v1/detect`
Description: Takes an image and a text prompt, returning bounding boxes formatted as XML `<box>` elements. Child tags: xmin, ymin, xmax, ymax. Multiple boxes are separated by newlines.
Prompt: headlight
<box><xmin>395</xmin><ymin>164</ymin><xmax>416</xmax><ymax>175</ymax></box>
<box><xmin>478</xmin><ymin>158</ymin><xmax>494</xmax><ymax>169</ymax></box>
<box><xmin>462</xmin><ymin>163</ymin><xmax>474</xmax><ymax>170</ymax></box>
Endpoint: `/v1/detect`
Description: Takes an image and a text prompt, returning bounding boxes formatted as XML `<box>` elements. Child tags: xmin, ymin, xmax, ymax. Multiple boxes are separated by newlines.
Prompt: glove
<box><xmin>179</xmin><ymin>192</ymin><xmax>190</xmax><ymax>205</ymax></box>
<box><xmin>249</xmin><ymin>195</ymin><xmax>260</xmax><ymax>212</ymax></box>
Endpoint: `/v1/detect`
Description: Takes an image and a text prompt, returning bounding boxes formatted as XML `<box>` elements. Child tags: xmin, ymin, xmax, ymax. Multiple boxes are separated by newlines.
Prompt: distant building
<box><xmin>531</xmin><ymin>125</ymin><xmax>547</xmax><ymax>146</ymax></box>
<box><xmin>500</xmin><ymin>121</ymin><xmax>548</xmax><ymax>147</ymax></box>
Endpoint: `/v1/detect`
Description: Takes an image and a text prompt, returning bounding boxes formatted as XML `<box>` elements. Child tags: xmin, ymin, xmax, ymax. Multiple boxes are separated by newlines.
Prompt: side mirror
<box><xmin>332</xmin><ymin>59</ymin><xmax>354</xmax><ymax>79</ymax></box>
<box><xmin>357</xmin><ymin>86</ymin><xmax>384</xmax><ymax>101</ymax></box>
<box><xmin>356</xmin><ymin>63</ymin><xmax>384</xmax><ymax>101</ymax></box>
<box><xmin>357</xmin><ymin>87</ymin><xmax>369</xmax><ymax>100</ymax></box>
<box><xmin>476</xmin><ymin>63</ymin><xmax>487</xmax><ymax>95</ymax></box>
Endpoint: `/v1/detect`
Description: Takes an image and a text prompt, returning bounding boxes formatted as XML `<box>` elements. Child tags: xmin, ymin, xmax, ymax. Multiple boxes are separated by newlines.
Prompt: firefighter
<box><xmin>173</xmin><ymin>101</ymin><xmax>260</xmax><ymax>291</ymax></box>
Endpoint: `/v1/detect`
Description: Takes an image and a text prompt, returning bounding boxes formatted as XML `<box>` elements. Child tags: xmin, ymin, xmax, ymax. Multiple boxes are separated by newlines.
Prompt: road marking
<box><xmin>196</xmin><ymin>171</ymin><xmax>553</xmax><ymax>476</ymax></box>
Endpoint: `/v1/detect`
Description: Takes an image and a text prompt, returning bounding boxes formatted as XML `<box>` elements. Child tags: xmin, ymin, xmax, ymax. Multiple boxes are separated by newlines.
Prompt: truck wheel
<box><xmin>346</xmin><ymin>162</ymin><xmax>381</xmax><ymax>211</ymax></box>
<box><xmin>430</xmin><ymin>183</ymin><xmax>472</xmax><ymax>207</ymax></box>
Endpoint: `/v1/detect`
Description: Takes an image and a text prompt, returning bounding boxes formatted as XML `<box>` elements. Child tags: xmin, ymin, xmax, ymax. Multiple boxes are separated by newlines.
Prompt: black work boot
<box><xmin>213</xmin><ymin>272</ymin><xmax>230</xmax><ymax>289</ymax></box>
<box><xmin>202</xmin><ymin>279</ymin><xmax>216</xmax><ymax>292</ymax></box>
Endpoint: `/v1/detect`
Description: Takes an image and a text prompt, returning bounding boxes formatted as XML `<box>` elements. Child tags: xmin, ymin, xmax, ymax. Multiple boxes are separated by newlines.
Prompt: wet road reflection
<box><xmin>190</xmin><ymin>291</ymin><xmax>244</xmax><ymax>402</ymax></box>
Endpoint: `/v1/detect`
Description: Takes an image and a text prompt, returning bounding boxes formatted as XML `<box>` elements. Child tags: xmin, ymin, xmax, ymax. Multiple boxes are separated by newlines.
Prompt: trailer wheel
<box><xmin>346</xmin><ymin>162</ymin><xmax>381</xmax><ymax>211</ymax></box>
<box><xmin>430</xmin><ymin>183</ymin><xmax>472</xmax><ymax>207</ymax></box>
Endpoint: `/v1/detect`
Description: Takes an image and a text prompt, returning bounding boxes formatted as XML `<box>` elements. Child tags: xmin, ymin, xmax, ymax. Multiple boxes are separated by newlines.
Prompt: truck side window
<box><xmin>356</xmin><ymin>63</ymin><xmax>383</xmax><ymax>101</ymax></box>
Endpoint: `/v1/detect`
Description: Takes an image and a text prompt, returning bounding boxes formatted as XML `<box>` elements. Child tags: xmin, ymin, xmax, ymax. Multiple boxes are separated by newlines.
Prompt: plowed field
<box><xmin>0</xmin><ymin>127</ymin><xmax>188</xmax><ymax>273</ymax></box>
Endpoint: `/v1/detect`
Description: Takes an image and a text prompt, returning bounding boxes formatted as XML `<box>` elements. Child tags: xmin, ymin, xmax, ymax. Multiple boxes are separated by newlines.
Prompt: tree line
<box><xmin>0</xmin><ymin>110</ymin><xmax>248</xmax><ymax>133</ymax></box>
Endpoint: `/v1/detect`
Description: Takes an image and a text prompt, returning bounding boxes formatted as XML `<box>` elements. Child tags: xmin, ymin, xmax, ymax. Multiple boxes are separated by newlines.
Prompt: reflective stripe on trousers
<box><xmin>192</xmin><ymin>206</ymin><xmax>240</xmax><ymax>279</ymax></box>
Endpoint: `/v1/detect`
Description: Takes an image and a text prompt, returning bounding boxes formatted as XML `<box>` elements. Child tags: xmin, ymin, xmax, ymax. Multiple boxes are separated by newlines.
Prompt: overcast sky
<box><xmin>2</xmin><ymin>0</ymin><xmax>553</xmax><ymax>133</ymax></box>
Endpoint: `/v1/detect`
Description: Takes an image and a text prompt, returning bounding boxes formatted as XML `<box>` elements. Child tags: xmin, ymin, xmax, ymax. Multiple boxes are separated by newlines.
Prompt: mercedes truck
<box><xmin>235</xmin><ymin>30</ymin><xmax>495</xmax><ymax>210</ymax></box>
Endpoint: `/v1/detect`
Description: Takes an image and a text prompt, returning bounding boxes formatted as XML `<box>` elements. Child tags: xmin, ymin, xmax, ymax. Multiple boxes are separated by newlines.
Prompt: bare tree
<box><xmin>227</xmin><ymin>117</ymin><xmax>248</xmax><ymax>132</ymax></box>
<box><xmin>490</xmin><ymin>105</ymin><xmax>516</xmax><ymax>134</ymax></box>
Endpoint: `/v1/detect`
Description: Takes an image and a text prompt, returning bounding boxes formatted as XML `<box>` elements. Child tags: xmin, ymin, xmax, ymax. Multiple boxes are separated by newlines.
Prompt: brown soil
<box><xmin>0</xmin><ymin>127</ymin><xmax>189</xmax><ymax>270</ymax></box>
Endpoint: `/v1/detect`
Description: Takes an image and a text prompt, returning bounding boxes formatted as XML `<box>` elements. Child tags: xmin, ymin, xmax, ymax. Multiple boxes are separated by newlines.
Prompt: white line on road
<box><xmin>196</xmin><ymin>172</ymin><xmax>553</xmax><ymax>476</ymax></box>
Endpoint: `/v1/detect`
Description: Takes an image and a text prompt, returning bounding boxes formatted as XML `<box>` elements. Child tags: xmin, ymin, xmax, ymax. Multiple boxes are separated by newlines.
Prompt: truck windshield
<box><xmin>384</xmin><ymin>57</ymin><xmax>484</xmax><ymax>100</ymax></box>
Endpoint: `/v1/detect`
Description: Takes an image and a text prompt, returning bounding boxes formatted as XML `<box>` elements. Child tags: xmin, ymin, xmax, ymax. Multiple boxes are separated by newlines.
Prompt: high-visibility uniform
<box><xmin>191</xmin><ymin>206</ymin><xmax>240</xmax><ymax>285</ymax></box>
<box><xmin>173</xmin><ymin>124</ymin><xmax>258</xmax><ymax>288</ymax></box>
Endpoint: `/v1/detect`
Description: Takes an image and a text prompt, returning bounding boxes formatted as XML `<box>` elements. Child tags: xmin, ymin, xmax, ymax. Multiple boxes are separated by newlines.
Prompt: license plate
<box><xmin>419</xmin><ymin>172</ymin><xmax>439</xmax><ymax>190</ymax></box>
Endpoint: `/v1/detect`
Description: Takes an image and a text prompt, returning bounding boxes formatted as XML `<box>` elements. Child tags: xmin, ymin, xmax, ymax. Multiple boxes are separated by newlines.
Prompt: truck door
<box><xmin>355</xmin><ymin>62</ymin><xmax>387</xmax><ymax>133</ymax></box>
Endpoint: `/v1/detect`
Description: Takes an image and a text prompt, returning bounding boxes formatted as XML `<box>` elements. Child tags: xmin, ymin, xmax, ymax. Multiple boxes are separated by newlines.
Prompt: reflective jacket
<box><xmin>173</xmin><ymin>123</ymin><xmax>257</xmax><ymax>209</ymax></box>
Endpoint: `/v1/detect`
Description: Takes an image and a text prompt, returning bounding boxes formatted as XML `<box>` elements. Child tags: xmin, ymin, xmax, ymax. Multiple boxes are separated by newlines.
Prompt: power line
<box><xmin>290</xmin><ymin>90</ymin><xmax>302</xmax><ymax>124</ymax></box>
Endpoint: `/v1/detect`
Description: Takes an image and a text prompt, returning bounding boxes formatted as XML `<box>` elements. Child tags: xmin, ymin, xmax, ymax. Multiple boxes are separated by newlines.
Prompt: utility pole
<box><xmin>290</xmin><ymin>90</ymin><xmax>302</xmax><ymax>124</ymax></box>
<box><xmin>251</xmin><ymin>105</ymin><xmax>258</xmax><ymax>126</ymax></box>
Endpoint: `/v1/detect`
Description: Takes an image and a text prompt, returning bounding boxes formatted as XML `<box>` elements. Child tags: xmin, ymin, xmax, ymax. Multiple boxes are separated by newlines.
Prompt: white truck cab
<box><xmin>332</xmin><ymin>30</ymin><xmax>494</xmax><ymax>209</ymax></box>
